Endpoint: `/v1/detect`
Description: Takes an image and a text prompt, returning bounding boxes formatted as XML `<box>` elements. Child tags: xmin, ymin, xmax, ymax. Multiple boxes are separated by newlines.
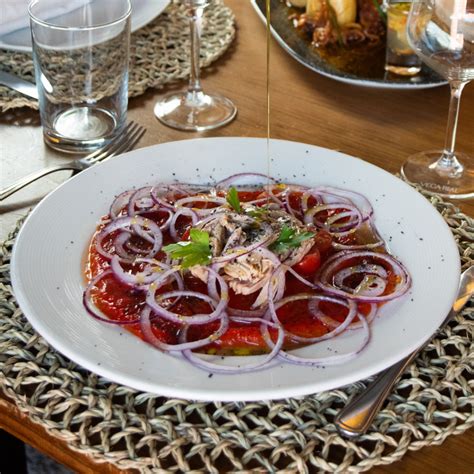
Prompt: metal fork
<box><xmin>0</xmin><ymin>122</ymin><xmax>146</xmax><ymax>201</ymax></box>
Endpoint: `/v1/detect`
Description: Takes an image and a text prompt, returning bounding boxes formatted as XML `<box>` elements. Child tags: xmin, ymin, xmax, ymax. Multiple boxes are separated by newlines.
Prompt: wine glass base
<box><xmin>154</xmin><ymin>91</ymin><xmax>237</xmax><ymax>131</ymax></box>
<box><xmin>401</xmin><ymin>150</ymin><xmax>474</xmax><ymax>199</ymax></box>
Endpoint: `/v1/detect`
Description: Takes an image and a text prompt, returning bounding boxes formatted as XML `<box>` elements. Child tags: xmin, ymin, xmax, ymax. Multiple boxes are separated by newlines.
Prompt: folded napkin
<box><xmin>0</xmin><ymin>0</ymin><xmax>89</xmax><ymax>36</ymax></box>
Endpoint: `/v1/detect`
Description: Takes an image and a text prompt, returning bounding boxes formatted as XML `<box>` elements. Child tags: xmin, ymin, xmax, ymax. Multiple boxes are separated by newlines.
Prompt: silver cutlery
<box><xmin>0</xmin><ymin>122</ymin><xmax>146</xmax><ymax>201</ymax></box>
<box><xmin>0</xmin><ymin>70</ymin><xmax>38</xmax><ymax>100</ymax></box>
<box><xmin>335</xmin><ymin>265</ymin><xmax>474</xmax><ymax>438</ymax></box>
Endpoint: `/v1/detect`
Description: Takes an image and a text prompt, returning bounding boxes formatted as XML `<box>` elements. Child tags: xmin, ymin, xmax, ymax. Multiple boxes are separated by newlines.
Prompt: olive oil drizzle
<box><xmin>266</xmin><ymin>0</ymin><xmax>271</xmax><ymax>186</ymax></box>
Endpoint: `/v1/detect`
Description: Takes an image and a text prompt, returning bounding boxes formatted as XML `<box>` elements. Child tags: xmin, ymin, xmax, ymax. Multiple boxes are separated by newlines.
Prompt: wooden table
<box><xmin>0</xmin><ymin>0</ymin><xmax>473</xmax><ymax>472</ymax></box>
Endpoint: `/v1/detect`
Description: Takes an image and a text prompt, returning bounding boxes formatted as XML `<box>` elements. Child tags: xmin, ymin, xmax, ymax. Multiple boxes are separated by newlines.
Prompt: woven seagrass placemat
<box><xmin>0</xmin><ymin>190</ymin><xmax>473</xmax><ymax>472</ymax></box>
<box><xmin>0</xmin><ymin>0</ymin><xmax>235</xmax><ymax>112</ymax></box>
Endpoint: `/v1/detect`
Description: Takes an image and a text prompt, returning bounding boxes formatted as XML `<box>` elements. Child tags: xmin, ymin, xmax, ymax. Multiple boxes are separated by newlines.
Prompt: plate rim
<box><xmin>10</xmin><ymin>137</ymin><xmax>461</xmax><ymax>401</ymax></box>
<box><xmin>0</xmin><ymin>0</ymin><xmax>169</xmax><ymax>53</ymax></box>
<box><xmin>250</xmin><ymin>0</ymin><xmax>447</xmax><ymax>90</ymax></box>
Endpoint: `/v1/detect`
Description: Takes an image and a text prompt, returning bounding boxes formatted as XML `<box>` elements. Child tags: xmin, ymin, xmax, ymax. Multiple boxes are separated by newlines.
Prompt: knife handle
<box><xmin>334</xmin><ymin>350</ymin><xmax>417</xmax><ymax>437</ymax></box>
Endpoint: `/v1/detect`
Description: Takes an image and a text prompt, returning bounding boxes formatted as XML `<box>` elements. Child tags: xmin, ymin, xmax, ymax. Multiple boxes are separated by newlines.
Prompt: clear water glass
<box><xmin>401</xmin><ymin>0</ymin><xmax>474</xmax><ymax>198</ymax></box>
<box><xmin>153</xmin><ymin>0</ymin><xmax>237</xmax><ymax>131</ymax></box>
<box><xmin>29</xmin><ymin>0</ymin><xmax>131</xmax><ymax>153</ymax></box>
<box><xmin>385</xmin><ymin>1</ymin><xmax>422</xmax><ymax>75</ymax></box>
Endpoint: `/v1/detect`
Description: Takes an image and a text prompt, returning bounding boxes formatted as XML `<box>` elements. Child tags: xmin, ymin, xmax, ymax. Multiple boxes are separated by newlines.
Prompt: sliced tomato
<box><xmin>313</xmin><ymin>230</ymin><xmax>333</xmax><ymax>252</ymax></box>
<box><xmin>292</xmin><ymin>250</ymin><xmax>321</xmax><ymax>275</ymax></box>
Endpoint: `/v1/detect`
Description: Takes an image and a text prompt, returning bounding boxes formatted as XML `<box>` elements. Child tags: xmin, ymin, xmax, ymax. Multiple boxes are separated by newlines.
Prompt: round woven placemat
<box><xmin>0</xmin><ymin>0</ymin><xmax>235</xmax><ymax>112</ymax></box>
<box><xmin>0</xmin><ymin>190</ymin><xmax>472</xmax><ymax>472</ymax></box>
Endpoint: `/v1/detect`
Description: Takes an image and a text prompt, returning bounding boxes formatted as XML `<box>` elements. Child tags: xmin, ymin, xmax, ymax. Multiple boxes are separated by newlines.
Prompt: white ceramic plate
<box><xmin>11</xmin><ymin>138</ymin><xmax>460</xmax><ymax>401</ymax></box>
<box><xmin>0</xmin><ymin>0</ymin><xmax>169</xmax><ymax>52</ymax></box>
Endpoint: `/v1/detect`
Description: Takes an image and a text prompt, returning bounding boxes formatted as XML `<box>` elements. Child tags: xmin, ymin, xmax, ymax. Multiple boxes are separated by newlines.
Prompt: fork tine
<box><xmin>86</xmin><ymin>122</ymin><xmax>138</xmax><ymax>164</ymax></box>
<box><xmin>93</xmin><ymin>124</ymin><xmax>146</xmax><ymax>166</ymax></box>
<box><xmin>108</xmin><ymin>125</ymin><xmax>146</xmax><ymax>157</ymax></box>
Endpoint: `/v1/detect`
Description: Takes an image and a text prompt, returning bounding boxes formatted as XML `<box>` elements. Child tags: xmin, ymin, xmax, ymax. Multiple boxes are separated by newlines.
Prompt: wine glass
<box><xmin>154</xmin><ymin>0</ymin><xmax>237</xmax><ymax>131</ymax></box>
<box><xmin>401</xmin><ymin>0</ymin><xmax>474</xmax><ymax>199</ymax></box>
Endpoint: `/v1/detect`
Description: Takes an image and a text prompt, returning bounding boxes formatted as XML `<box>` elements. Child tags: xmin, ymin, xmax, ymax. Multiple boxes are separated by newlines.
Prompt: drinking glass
<box><xmin>29</xmin><ymin>0</ymin><xmax>131</xmax><ymax>153</ymax></box>
<box><xmin>400</xmin><ymin>0</ymin><xmax>474</xmax><ymax>198</ymax></box>
<box><xmin>153</xmin><ymin>0</ymin><xmax>237</xmax><ymax>131</ymax></box>
<box><xmin>385</xmin><ymin>0</ymin><xmax>422</xmax><ymax>75</ymax></box>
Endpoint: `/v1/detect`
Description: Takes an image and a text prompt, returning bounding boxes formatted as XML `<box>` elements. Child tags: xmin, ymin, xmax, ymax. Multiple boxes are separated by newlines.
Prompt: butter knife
<box><xmin>335</xmin><ymin>265</ymin><xmax>474</xmax><ymax>438</ymax></box>
<box><xmin>0</xmin><ymin>71</ymin><xmax>38</xmax><ymax>100</ymax></box>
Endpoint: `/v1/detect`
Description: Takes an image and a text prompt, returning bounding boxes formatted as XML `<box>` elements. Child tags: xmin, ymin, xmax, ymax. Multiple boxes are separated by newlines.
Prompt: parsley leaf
<box><xmin>226</xmin><ymin>187</ymin><xmax>242</xmax><ymax>213</ymax></box>
<box><xmin>163</xmin><ymin>229</ymin><xmax>212</xmax><ymax>268</ymax></box>
<box><xmin>270</xmin><ymin>225</ymin><xmax>315</xmax><ymax>254</ymax></box>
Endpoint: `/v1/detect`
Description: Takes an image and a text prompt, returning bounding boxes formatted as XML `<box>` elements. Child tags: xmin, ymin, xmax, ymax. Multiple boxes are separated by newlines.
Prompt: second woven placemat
<box><xmin>0</xmin><ymin>0</ymin><xmax>235</xmax><ymax>112</ymax></box>
<box><xmin>0</xmin><ymin>192</ymin><xmax>473</xmax><ymax>473</ymax></box>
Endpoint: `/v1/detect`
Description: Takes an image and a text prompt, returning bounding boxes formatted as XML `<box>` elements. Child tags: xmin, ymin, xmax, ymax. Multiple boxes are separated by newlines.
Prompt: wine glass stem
<box><xmin>187</xmin><ymin>4</ymin><xmax>205</xmax><ymax>94</ymax></box>
<box><xmin>434</xmin><ymin>81</ymin><xmax>466</xmax><ymax>175</ymax></box>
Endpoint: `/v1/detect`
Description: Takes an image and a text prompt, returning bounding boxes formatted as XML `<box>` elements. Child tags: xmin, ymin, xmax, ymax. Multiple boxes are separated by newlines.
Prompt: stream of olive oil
<box><xmin>266</xmin><ymin>0</ymin><xmax>271</xmax><ymax>183</ymax></box>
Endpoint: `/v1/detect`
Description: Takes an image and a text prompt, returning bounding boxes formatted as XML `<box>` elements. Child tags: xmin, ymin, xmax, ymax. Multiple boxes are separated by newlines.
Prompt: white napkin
<box><xmin>0</xmin><ymin>0</ymin><xmax>89</xmax><ymax>36</ymax></box>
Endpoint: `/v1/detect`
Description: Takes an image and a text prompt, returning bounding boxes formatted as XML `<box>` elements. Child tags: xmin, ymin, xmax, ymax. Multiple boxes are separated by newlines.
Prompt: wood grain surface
<box><xmin>0</xmin><ymin>0</ymin><xmax>473</xmax><ymax>472</ymax></box>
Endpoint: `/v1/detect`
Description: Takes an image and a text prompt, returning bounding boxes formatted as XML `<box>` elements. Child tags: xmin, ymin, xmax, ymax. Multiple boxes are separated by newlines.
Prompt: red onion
<box><xmin>304</xmin><ymin>204</ymin><xmax>362</xmax><ymax>237</ymax></box>
<box><xmin>309</xmin><ymin>300</ymin><xmax>378</xmax><ymax>330</ymax></box>
<box><xmin>146</xmin><ymin>268</ymin><xmax>228</xmax><ymax>325</ymax></box>
<box><xmin>261</xmin><ymin>310</ymin><xmax>370</xmax><ymax>367</ymax></box>
<box><xmin>110</xmin><ymin>256</ymin><xmax>182</xmax><ymax>289</ymax></box>
<box><xmin>95</xmin><ymin>216</ymin><xmax>163</xmax><ymax>262</ymax></box>
<box><xmin>110</xmin><ymin>190</ymin><xmax>134</xmax><ymax>219</ymax></box>
<box><xmin>311</xmin><ymin>186</ymin><xmax>373</xmax><ymax>221</ymax></box>
<box><xmin>140</xmin><ymin>306</ymin><xmax>229</xmax><ymax>352</ymax></box>
<box><xmin>181</xmin><ymin>323</ymin><xmax>284</xmax><ymax>374</ymax></box>
<box><xmin>170</xmin><ymin>207</ymin><xmax>198</xmax><ymax>241</ymax></box>
<box><xmin>83</xmin><ymin>270</ymin><xmax>142</xmax><ymax>325</ymax></box>
<box><xmin>318</xmin><ymin>251</ymin><xmax>411</xmax><ymax>302</ymax></box>
<box><xmin>175</xmin><ymin>195</ymin><xmax>227</xmax><ymax>216</ymax></box>
<box><xmin>215</xmin><ymin>173</ymin><xmax>277</xmax><ymax>189</ymax></box>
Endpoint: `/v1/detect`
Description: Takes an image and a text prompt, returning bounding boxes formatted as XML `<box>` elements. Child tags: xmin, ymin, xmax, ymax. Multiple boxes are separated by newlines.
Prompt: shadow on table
<box><xmin>0</xmin><ymin>107</ymin><xmax>41</xmax><ymax>127</ymax></box>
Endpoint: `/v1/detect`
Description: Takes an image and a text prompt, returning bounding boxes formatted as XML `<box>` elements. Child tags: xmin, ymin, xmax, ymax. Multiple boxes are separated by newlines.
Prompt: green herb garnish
<box><xmin>226</xmin><ymin>187</ymin><xmax>242</xmax><ymax>213</ymax></box>
<box><xmin>163</xmin><ymin>229</ymin><xmax>212</xmax><ymax>268</ymax></box>
<box><xmin>372</xmin><ymin>0</ymin><xmax>387</xmax><ymax>23</ymax></box>
<box><xmin>270</xmin><ymin>225</ymin><xmax>315</xmax><ymax>254</ymax></box>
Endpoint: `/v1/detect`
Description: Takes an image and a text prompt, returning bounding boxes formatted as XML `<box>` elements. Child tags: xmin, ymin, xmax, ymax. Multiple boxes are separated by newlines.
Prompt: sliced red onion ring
<box><xmin>128</xmin><ymin>187</ymin><xmax>155</xmax><ymax>215</ymax></box>
<box><xmin>265</xmin><ymin>313</ymin><xmax>370</xmax><ymax>367</ymax></box>
<box><xmin>170</xmin><ymin>207</ymin><xmax>199</xmax><ymax>241</ymax></box>
<box><xmin>140</xmin><ymin>306</ymin><xmax>229</xmax><ymax>352</ymax></box>
<box><xmin>312</xmin><ymin>186</ymin><xmax>373</xmax><ymax>221</ymax></box>
<box><xmin>181</xmin><ymin>323</ymin><xmax>284</xmax><ymax>374</ymax></box>
<box><xmin>284</xmin><ymin>188</ymin><xmax>314</xmax><ymax>218</ymax></box>
<box><xmin>300</xmin><ymin>190</ymin><xmax>324</xmax><ymax>213</ymax></box>
<box><xmin>332</xmin><ymin>240</ymin><xmax>384</xmax><ymax>250</ymax></box>
<box><xmin>175</xmin><ymin>195</ymin><xmax>226</xmax><ymax>215</ymax></box>
<box><xmin>110</xmin><ymin>256</ymin><xmax>181</xmax><ymax>289</ymax></box>
<box><xmin>332</xmin><ymin>222</ymin><xmax>384</xmax><ymax>250</ymax></box>
<box><xmin>215</xmin><ymin>173</ymin><xmax>277</xmax><ymax>189</ymax></box>
<box><xmin>95</xmin><ymin>216</ymin><xmax>163</xmax><ymax>262</ymax></box>
<box><xmin>260</xmin><ymin>303</ymin><xmax>370</xmax><ymax>368</ymax></box>
<box><xmin>309</xmin><ymin>300</ymin><xmax>378</xmax><ymax>330</ymax></box>
<box><xmin>304</xmin><ymin>204</ymin><xmax>362</xmax><ymax>237</ymax></box>
<box><xmin>268</xmin><ymin>293</ymin><xmax>358</xmax><ymax>343</ymax></box>
<box><xmin>113</xmin><ymin>231</ymin><xmax>141</xmax><ymax>260</ymax></box>
<box><xmin>146</xmin><ymin>268</ymin><xmax>228</xmax><ymax>325</ymax></box>
<box><xmin>318</xmin><ymin>251</ymin><xmax>411</xmax><ymax>302</ymax></box>
<box><xmin>110</xmin><ymin>190</ymin><xmax>134</xmax><ymax>219</ymax></box>
<box><xmin>150</xmin><ymin>183</ymin><xmax>198</xmax><ymax>211</ymax></box>
<box><xmin>285</xmin><ymin>266</ymin><xmax>319</xmax><ymax>290</ymax></box>
<box><xmin>83</xmin><ymin>270</ymin><xmax>141</xmax><ymax>325</ymax></box>
<box><xmin>334</xmin><ymin>264</ymin><xmax>388</xmax><ymax>297</ymax></box>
